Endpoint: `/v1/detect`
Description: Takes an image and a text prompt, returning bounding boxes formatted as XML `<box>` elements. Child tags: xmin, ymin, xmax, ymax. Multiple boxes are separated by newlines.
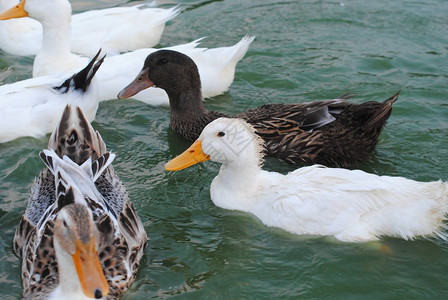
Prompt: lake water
<box><xmin>1</xmin><ymin>0</ymin><xmax>447</xmax><ymax>298</ymax></box>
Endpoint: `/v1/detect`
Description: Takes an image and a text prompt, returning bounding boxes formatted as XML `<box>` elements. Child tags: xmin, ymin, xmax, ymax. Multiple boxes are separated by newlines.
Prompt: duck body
<box><xmin>15</xmin><ymin>105</ymin><xmax>147</xmax><ymax>298</ymax></box>
<box><xmin>0</xmin><ymin>0</ymin><xmax>253</xmax><ymax>105</ymax></box>
<box><xmin>211</xmin><ymin>164</ymin><xmax>447</xmax><ymax>242</ymax></box>
<box><xmin>0</xmin><ymin>0</ymin><xmax>179</xmax><ymax>56</ymax></box>
<box><xmin>166</xmin><ymin>118</ymin><xmax>448</xmax><ymax>243</ymax></box>
<box><xmin>0</xmin><ymin>50</ymin><xmax>104</xmax><ymax>143</ymax></box>
<box><xmin>119</xmin><ymin>49</ymin><xmax>398</xmax><ymax>166</ymax></box>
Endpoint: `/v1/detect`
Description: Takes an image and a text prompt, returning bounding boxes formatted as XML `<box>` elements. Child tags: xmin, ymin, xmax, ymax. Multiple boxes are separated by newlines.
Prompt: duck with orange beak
<box><xmin>166</xmin><ymin>117</ymin><xmax>448</xmax><ymax>243</ymax></box>
<box><xmin>14</xmin><ymin>105</ymin><xmax>147</xmax><ymax>299</ymax></box>
<box><xmin>0</xmin><ymin>0</ymin><xmax>179</xmax><ymax>57</ymax></box>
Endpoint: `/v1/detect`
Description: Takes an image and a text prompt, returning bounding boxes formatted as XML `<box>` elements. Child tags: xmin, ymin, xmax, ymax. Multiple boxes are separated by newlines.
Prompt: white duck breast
<box><xmin>166</xmin><ymin>117</ymin><xmax>448</xmax><ymax>243</ymax></box>
<box><xmin>0</xmin><ymin>0</ymin><xmax>254</xmax><ymax>105</ymax></box>
<box><xmin>0</xmin><ymin>50</ymin><xmax>104</xmax><ymax>143</ymax></box>
<box><xmin>0</xmin><ymin>0</ymin><xmax>179</xmax><ymax>56</ymax></box>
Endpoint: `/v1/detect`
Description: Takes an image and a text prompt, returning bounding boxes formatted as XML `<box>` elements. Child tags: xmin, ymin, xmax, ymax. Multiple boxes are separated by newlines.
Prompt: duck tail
<box><xmin>382</xmin><ymin>90</ymin><xmax>400</xmax><ymax>107</ymax></box>
<box><xmin>48</xmin><ymin>105</ymin><xmax>107</xmax><ymax>164</ymax></box>
<box><xmin>212</xmin><ymin>35</ymin><xmax>255</xmax><ymax>71</ymax></box>
<box><xmin>39</xmin><ymin>148</ymin><xmax>117</xmax><ymax>217</ymax></box>
<box><xmin>166</xmin><ymin>37</ymin><xmax>206</xmax><ymax>53</ymax></box>
<box><xmin>196</xmin><ymin>36</ymin><xmax>254</xmax><ymax>98</ymax></box>
<box><xmin>53</xmin><ymin>49</ymin><xmax>106</xmax><ymax>94</ymax></box>
<box><xmin>364</xmin><ymin>90</ymin><xmax>400</xmax><ymax>129</ymax></box>
<box><xmin>137</xmin><ymin>2</ymin><xmax>181</xmax><ymax>23</ymax></box>
<box><xmin>424</xmin><ymin>182</ymin><xmax>448</xmax><ymax>242</ymax></box>
<box><xmin>157</xmin><ymin>5</ymin><xmax>181</xmax><ymax>23</ymax></box>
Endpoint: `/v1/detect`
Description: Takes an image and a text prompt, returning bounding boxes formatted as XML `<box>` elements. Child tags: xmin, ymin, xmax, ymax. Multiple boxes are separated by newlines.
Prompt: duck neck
<box><xmin>211</xmin><ymin>161</ymin><xmax>262</xmax><ymax>211</ymax></box>
<box><xmin>34</xmin><ymin>1</ymin><xmax>72</xmax><ymax>65</ymax></box>
<box><xmin>168</xmin><ymin>88</ymin><xmax>212</xmax><ymax>140</ymax></box>
<box><xmin>52</xmin><ymin>239</ymin><xmax>85</xmax><ymax>298</ymax></box>
<box><xmin>168</xmin><ymin>88</ymin><xmax>208</xmax><ymax>117</ymax></box>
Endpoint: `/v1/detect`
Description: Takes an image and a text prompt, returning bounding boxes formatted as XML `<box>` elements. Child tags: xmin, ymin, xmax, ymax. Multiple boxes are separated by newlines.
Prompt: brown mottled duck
<box><xmin>118</xmin><ymin>50</ymin><xmax>399</xmax><ymax>167</ymax></box>
<box><xmin>14</xmin><ymin>105</ymin><xmax>147</xmax><ymax>299</ymax></box>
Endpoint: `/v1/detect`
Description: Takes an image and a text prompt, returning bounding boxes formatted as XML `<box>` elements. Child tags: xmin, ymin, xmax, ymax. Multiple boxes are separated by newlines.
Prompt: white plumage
<box><xmin>166</xmin><ymin>117</ymin><xmax>448</xmax><ymax>243</ymax></box>
<box><xmin>0</xmin><ymin>0</ymin><xmax>179</xmax><ymax>56</ymax></box>
<box><xmin>0</xmin><ymin>51</ymin><xmax>104</xmax><ymax>143</ymax></box>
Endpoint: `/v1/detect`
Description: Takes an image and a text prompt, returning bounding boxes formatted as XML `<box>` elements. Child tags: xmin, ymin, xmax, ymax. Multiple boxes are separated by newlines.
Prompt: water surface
<box><xmin>1</xmin><ymin>0</ymin><xmax>447</xmax><ymax>298</ymax></box>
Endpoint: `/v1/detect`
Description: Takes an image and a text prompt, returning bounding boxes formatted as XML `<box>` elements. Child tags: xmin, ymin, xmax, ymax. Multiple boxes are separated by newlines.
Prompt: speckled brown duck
<box><xmin>118</xmin><ymin>50</ymin><xmax>399</xmax><ymax>167</ymax></box>
<box><xmin>14</xmin><ymin>105</ymin><xmax>147</xmax><ymax>299</ymax></box>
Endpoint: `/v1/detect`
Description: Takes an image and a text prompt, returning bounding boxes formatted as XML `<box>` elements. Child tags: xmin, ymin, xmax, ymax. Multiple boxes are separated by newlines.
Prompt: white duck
<box><xmin>166</xmin><ymin>117</ymin><xmax>448</xmax><ymax>243</ymax></box>
<box><xmin>0</xmin><ymin>0</ymin><xmax>179</xmax><ymax>56</ymax></box>
<box><xmin>15</xmin><ymin>105</ymin><xmax>147</xmax><ymax>298</ymax></box>
<box><xmin>0</xmin><ymin>50</ymin><xmax>104</xmax><ymax>143</ymax></box>
<box><xmin>0</xmin><ymin>0</ymin><xmax>254</xmax><ymax>105</ymax></box>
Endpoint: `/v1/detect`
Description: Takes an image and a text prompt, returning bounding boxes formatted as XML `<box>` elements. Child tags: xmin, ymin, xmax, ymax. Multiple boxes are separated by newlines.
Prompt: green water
<box><xmin>1</xmin><ymin>0</ymin><xmax>448</xmax><ymax>298</ymax></box>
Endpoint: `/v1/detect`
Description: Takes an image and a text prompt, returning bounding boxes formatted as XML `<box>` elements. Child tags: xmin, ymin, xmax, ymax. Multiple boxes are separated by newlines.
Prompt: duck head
<box><xmin>0</xmin><ymin>0</ymin><xmax>71</xmax><ymax>23</ymax></box>
<box><xmin>165</xmin><ymin>117</ymin><xmax>265</xmax><ymax>171</ymax></box>
<box><xmin>118</xmin><ymin>50</ymin><xmax>202</xmax><ymax>103</ymax></box>
<box><xmin>54</xmin><ymin>203</ymin><xmax>109</xmax><ymax>299</ymax></box>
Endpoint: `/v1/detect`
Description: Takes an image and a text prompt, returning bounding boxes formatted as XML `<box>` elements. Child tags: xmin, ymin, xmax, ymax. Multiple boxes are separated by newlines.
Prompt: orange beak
<box><xmin>73</xmin><ymin>238</ymin><xmax>109</xmax><ymax>299</ymax></box>
<box><xmin>165</xmin><ymin>140</ymin><xmax>210</xmax><ymax>171</ymax></box>
<box><xmin>117</xmin><ymin>69</ymin><xmax>154</xmax><ymax>99</ymax></box>
<box><xmin>0</xmin><ymin>0</ymin><xmax>29</xmax><ymax>20</ymax></box>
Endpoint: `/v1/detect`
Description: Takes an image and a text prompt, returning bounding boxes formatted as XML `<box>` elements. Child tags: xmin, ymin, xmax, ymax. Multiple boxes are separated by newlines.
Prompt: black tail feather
<box><xmin>383</xmin><ymin>90</ymin><xmax>401</xmax><ymax>105</ymax></box>
<box><xmin>54</xmin><ymin>49</ymin><xmax>106</xmax><ymax>93</ymax></box>
<box><xmin>363</xmin><ymin>90</ymin><xmax>400</xmax><ymax>129</ymax></box>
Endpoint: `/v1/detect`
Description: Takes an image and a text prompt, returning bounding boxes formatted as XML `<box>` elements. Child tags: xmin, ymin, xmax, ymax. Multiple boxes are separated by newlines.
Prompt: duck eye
<box><xmin>160</xmin><ymin>58</ymin><xmax>168</xmax><ymax>65</ymax></box>
<box><xmin>63</xmin><ymin>220</ymin><xmax>68</xmax><ymax>228</ymax></box>
<box><xmin>217</xmin><ymin>131</ymin><xmax>225</xmax><ymax>137</ymax></box>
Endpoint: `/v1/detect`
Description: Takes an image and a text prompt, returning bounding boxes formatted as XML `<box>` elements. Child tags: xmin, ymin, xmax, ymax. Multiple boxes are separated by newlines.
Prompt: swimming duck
<box><xmin>14</xmin><ymin>105</ymin><xmax>147</xmax><ymax>298</ymax></box>
<box><xmin>165</xmin><ymin>117</ymin><xmax>448</xmax><ymax>243</ymax></box>
<box><xmin>0</xmin><ymin>50</ymin><xmax>104</xmax><ymax>143</ymax></box>
<box><xmin>118</xmin><ymin>50</ymin><xmax>399</xmax><ymax>166</ymax></box>
<box><xmin>0</xmin><ymin>0</ymin><xmax>179</xmax><ymax>56</ymax></box>
<box><xmin>0</xmin><ymin>0</ymin><xmax>254</xmax><ymax>105</ymax></box>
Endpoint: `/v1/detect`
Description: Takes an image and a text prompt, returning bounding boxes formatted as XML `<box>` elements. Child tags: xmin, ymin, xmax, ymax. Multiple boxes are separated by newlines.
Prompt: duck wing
<box><xmin>14</xmin><ymin>215</ymin><xmax>59</xmax><ymax>298</ymax></box>
<box><xmin>94</xmin><ymin>200</ymin><xmax>147</xmax><ymax>299</ymax></box>
<box><xmin>263</xmin><ymin>92</ymin><xmax>399</xmax><ymax>166</ymax></box>
<box><xmin>237</xmin><ymin>99</ymin><xmax>342</xmax><ymax>139</ymax></box>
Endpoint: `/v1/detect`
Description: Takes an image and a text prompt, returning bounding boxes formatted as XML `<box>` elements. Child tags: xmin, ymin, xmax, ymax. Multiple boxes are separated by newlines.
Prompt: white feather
<box><xmin>0</xmin><ymin>73</ymin><xmax>99</xmax><ymax>143</ymax></box>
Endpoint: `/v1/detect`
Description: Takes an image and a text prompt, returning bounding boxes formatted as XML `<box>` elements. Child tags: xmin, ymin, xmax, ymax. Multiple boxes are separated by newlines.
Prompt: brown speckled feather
<box><xmin>247</xmin><ymin>92</ymin><xmax>399</xmax><ymax>166</ymax></box>
<box><xmin>15</xmin><ymin>218</ymin><xmax>59</xmax><ymax>299</ymax></box>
